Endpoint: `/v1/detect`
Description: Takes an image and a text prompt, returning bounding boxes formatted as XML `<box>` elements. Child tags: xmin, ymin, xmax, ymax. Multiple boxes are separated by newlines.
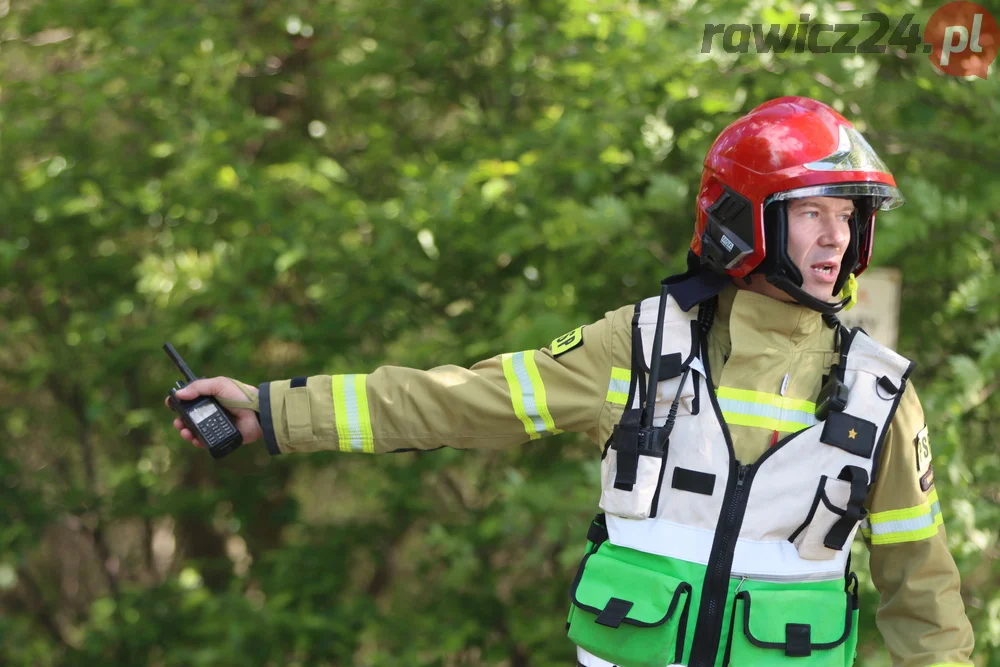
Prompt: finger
<box><xmin>180</xmin><ymin>429</ymin><xmax>205</xmax><ymax>449</ymax></box>
<box><xmin>174</xmin><ymin>376</ymin><xmax>223</xmax><ymax>400</ymax></box>
<box><xmin>173</xmin><ymin>418</ymin><xmax>184</xmax><ymax>431</ymax></box>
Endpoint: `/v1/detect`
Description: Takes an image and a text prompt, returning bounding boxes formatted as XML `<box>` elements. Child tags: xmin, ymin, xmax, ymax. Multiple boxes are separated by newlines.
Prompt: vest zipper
<box><xmin>730</xmin><ymin>569</ymin><xmax>845</xmax><ymax>583</ymax></box>
<box><xmin>689</xmin><ymin>461</ymin><xmax>754</xmax><ymax>667</ymax></box>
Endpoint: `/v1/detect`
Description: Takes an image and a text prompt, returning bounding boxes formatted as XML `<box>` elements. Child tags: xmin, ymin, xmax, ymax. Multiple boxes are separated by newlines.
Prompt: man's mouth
<box><xmin>810</xmin><ymin>261</ymin><xmax>839</xmax><ymax>282</ymax></box>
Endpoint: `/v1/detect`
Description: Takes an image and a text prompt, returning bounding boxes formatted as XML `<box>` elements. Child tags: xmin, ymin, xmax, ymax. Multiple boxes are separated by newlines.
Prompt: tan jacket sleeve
<box><xmin>864</xmin><ymin>381</ymin><xmax>975</xmax><ymax>667</ymax></box>
<box><xmin>257</xmin><ymin>306</ymin><xmax>633</xmax><ymax>456</ymax></box>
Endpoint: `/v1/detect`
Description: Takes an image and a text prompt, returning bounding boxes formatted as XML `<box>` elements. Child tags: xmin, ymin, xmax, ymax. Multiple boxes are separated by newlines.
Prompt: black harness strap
<box><xmin>824</xmin><ymin>465</ymin><xmax>870</xmax><ymax>550</ymax></box>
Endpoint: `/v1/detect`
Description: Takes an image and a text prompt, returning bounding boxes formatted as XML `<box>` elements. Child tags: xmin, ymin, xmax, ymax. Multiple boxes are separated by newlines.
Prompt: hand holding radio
<box><xmin>166</xmin><ymin>377</ymin><xmax>263</xmax><ymax>449</ymax></box>
<box><xmin>163</xmin><ymin>343</ymin><xmax>262</xmax><ymax>455</ymax></box>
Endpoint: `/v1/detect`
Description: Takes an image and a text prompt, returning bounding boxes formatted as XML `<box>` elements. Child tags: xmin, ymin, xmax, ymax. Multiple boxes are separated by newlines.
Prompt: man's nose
<box><xmin>820</xmin><ymin>215</ymin><xmax>850</xmax><ymax>249</ymax></box>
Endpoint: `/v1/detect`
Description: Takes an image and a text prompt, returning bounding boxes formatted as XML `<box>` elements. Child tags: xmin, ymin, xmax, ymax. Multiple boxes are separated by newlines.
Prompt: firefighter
<box><xmin>167</xmin><ymin>96</ymin><xmax>974</xmax><ymax>667</ymax></box>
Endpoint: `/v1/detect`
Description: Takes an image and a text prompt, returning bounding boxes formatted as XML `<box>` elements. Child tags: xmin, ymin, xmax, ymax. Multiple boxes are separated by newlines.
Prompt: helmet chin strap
<box><xmin>756</xmin><ymin>200</ymin><xmax>857</xmax><ymax>316</ymax></box>
<box><xmin>764</xmin><ymin>273</ymin><xmax>852</xmax><ymax>315</ymax></box>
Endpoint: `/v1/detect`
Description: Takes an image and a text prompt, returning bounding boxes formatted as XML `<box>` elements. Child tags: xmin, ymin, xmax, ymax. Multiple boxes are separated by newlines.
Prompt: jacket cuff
<box><xmin>258</xmin><ymin>381</ymin><xmax>282</xmax><ymax>456</ymax></box>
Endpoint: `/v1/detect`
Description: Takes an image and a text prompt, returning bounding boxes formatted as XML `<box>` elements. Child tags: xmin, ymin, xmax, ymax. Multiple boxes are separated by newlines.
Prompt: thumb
<box><xmin>175</xmin><ymin>377</ymin><xmax>224</xmax><ymax>400</ymax></box>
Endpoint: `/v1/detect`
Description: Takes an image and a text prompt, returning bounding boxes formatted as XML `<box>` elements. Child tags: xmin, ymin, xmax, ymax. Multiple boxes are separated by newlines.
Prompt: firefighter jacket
<box><xmin>256</xmin><ymin>282</ymin><xmax>974</xmax><ymax>667</ymax></box>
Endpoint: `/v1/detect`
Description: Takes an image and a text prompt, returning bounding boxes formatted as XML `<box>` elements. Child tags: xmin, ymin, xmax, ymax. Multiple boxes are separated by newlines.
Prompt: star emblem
<box><xmin>848</xmin><ymin>428</ymin><xmax>857</xmax><ymax>439</ymax></box>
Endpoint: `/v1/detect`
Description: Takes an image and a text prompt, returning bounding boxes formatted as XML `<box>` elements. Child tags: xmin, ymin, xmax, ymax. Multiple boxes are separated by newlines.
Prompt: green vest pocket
<box><xmin>567</xmin><ymin>544</ymin><xmax>692</xmax><ymax>667</ymax></box>
<box><xmin>726</xmin><ymin>587</ymin><xmax>858</xmax><ymax>667</ymax></box>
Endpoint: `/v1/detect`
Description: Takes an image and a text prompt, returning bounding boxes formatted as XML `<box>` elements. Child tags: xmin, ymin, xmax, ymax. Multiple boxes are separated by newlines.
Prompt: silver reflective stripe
<box><xmin>608</xmin><ymin>377</ymin><xmax>629</xmax><ymax>395</ymax></box>
<box><xmin>342</xmin><ymin>376</ymin><xmax>365</xmax><ymax>451</ymax></box>
<box><xmin>716</xmin><ymin>397</ymin><xmax>818</xmax><ymax>428</ymax></box>
<box><xmin>511</xmin><ymin>351</ymin><xmax>550</xmax><ymax>435</ymax></box>
<box><xmin>344</xmin><ymin>375</ymin><xmax>365</xmax><ymax>452</ymax></box>
<box><xmin>332</xmin><ymin>374</ymin><xmax>374</xmax><ymax>454</ymax></box>
<box><xmin>867</xmin><ymin>505</ymin><xmax>940</xmax><ymax>537</ymax></box>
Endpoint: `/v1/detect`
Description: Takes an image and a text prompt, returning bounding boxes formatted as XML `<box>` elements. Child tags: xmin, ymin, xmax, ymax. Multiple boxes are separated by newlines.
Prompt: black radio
<box><xmin>164</xmin><ymin>343</ymin><xmax>243</xmax><ymax>459</ymax></box>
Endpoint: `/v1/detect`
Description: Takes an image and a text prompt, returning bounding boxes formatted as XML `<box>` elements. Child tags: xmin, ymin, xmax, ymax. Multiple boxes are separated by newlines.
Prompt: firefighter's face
<box><xmin>742</xmin><ymin>196</ymin><xmax>854</xmax><ymax>304</ymax></box>
<box><xmin>785</xmin><ymin>197</ymin><xmax>854</xmax><ymax>302</ymax></box>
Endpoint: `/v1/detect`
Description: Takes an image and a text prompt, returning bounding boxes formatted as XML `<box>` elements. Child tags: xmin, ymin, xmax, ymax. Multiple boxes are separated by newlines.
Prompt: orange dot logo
<box><xmin>925</xmin><ymin>1</ymin><xmax>999</xmax><ymax>78</ymax></box>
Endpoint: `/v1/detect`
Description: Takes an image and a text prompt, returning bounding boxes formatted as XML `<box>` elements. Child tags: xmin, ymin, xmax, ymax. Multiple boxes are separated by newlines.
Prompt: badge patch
<box><xmin>819</xmin><ymin>411</ymin><xmax>877</xmax><ymax>459</ymax></box>
<box><xmin>551</xmin><ymin>326</ymin><xmax>584</xmax><ymax>357</ymax></box>
<box><xmin>914</xmin><ymin>425</ymin><xmax>932</xmax><ymax>472</ymax></box>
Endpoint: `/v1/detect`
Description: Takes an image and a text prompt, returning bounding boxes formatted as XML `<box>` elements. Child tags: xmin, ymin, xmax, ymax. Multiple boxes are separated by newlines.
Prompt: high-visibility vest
<box><xmin>567</xmin><ymin>292</ymin><xmax>914</xmax><ymax>667</ymax></box>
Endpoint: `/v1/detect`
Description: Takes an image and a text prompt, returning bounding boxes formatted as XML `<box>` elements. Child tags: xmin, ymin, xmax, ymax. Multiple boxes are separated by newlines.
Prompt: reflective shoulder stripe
<box><xmin>716</xmin><ymin>387</ymin><xmax>818</xmax><ymax>433</ymax></box>
<box><xmin>861</xmin><ymin>489</ymin><xmax>943</xmax><ymax>545</ymax></box>
<box><xmin>332</xmin><ymin>374</ymin><xmax>375</xmax><ymax>454</ymax></box>
<box><xmin>502</xmin><ymin>351</ymin><xmax>563</xmax><ymax>439</ymax></box>
<box><xmin>606</xmin><ymin>367</ymin><xmax>630</xmax><ymax>405</ymax></box>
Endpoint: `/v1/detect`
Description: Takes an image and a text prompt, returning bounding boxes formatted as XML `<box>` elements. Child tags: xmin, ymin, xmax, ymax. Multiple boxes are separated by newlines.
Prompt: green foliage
<box><xmin>1</xmin><ymin>0</ymin><xmax>997</xmax><ymax>664</ymax></box>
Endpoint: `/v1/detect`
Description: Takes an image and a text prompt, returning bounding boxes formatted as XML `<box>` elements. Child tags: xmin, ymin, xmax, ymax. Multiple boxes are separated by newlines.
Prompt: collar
<box><xmin>714</xmin><ymin>282</ymin><xmax>829</xmax><ymax>354</ymax></box>
<box><xmin>664</xmin><ymin>267</ymin><xmax>730</xmax><ymax>312</ymax></box>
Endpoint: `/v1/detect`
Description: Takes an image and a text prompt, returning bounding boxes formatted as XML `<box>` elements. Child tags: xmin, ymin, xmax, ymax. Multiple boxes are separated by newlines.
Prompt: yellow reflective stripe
<box><xmin>869</xmin><ymin>489</ymin><xmax>939</xmax><ymax>524</ymax></box>
<box><xmin>502</xmin><ymin>354</ymin><xmax>539</xmax><ymax>439</ymax></box>
<box><xmin>716</xmin><ymin>386</ymin><xmax>816</xmax><ymax>414</ymax></box>
<box><xmin>864</xmin><ymin>490</ymin><xmax>943</xmax><ymax>544</ymax></box>
<box><xmin>867</xmin><ymin>514</ymin><xmax>943</xmax><ymax>545</ymax></box>
<box><xmin>716</xmin><ymin>386</ymin><xmax>817</xmax><ymax>433</ymax></box>
<box><xmin>332</xmin><ymin>375</ymin><xmax>351</xmax><ymax>452</ymax></box>
<box><xmin>607</xmin><ymin>391</ymin><xmax>630</xmax><ymax>405</ymax></box>
<box><xmin>607</xmin><ymin>367</ymin><xmax>631</xmax><ymax>405</ymax></box>
<box><xmin>331</xmin><ymin>374</ymin><xmax>374</xmax><ymax>453</ymax></box>
<box><xmin>721</xmin><ymin>411</ymin><xmax>814</xmax><ymax>433</ymax></box>
<box><xmin>523</xmin><ymin>351</ymin><xmax>562</xmax><ymax>435</ymax></box>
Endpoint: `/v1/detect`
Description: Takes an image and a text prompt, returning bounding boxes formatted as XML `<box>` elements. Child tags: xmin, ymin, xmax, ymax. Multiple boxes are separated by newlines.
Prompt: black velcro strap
<box><xmin>657</xmin><ymin>353</ymin><xmax>683</xmax><ymax>380</ymax></box>
<box><xmin>587</xmin><ymin>518</ymin><xmax>609</xmax><ymax>547</ymax></box>
<box><xmin>612</xmin><ymin>425</ymin><xmax>641</xmax><ymax>491</ymax></box>
<box><xmin>613</xmin><ymin>439</ymin><xmax>638</xmax><ymax>490</ymax></box>
<box><xmin>877</xmin><ymin>375</ymin><xmax>899</xmax><ymax>395</ymax></box>
<box><xmin>820</xmin><ymin>412</ymin><xmax>877</xmax><ymax>459</ymax></box>
<box><xmin>595</xmin><ymin>598</ymin><xmax>634</xmax><ymax>629</ymax></box>
<box><xmin>671</xmin><ymin>467</ymin><xmax>716</xmax><ymax>496</ymax></box>
<box><xmin>785</xmin><ymin>623</ymin><xmax>812</xmax><ymax>657</ymax></box>
<box><xmin>290</xmin><ymin>376</ymin><xmax>308</xmax><ymax>388</ymax></box>
<box><xmin>824</xmin><ymin>466</ymin><xmax>870</xmax><ymax>550</ymax></box>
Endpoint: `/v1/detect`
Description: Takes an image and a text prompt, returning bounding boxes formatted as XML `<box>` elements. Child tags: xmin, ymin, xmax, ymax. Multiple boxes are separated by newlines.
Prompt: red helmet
<box><xmin>691</xmin><ymin>96</ymin><xmax>903</xmax><ymax>311</ymax></box>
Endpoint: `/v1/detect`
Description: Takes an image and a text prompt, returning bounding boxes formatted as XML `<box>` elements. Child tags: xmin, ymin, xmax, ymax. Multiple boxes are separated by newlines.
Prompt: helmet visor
<box><xmin>766</xmin><ymin>182</ymin><xmax>904</xmax><ymax>211</ymax></box>
<box><xmin>802</xmin><ymin>124</ymin><xmax>893</xmax><ymax>172</ymax></box>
